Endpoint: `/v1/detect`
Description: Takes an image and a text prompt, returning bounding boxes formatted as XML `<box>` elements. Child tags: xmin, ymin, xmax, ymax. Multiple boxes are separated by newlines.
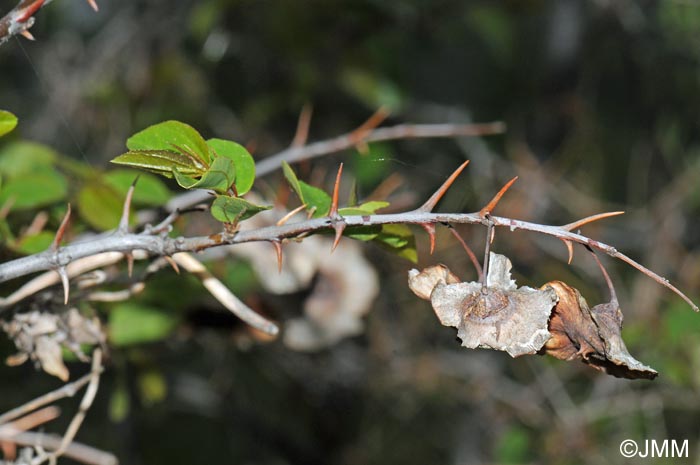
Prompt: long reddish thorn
<box><xmin>51</xmin><ymin>204</ymin><xmax>72</xmax><ymax>250</ymax></box>
<box><xmin>86</xmin><ymin>0</ymin><xmax>99</xmax><ymax>12</ymax></box>
<box><xmin>349</xmin><ymin>106</ymin><xmax>391</xmax><ymax>145</ymax></box>
<box><xmin>276</xmin><ymin>204</ymin><xmax>307</xmax><ymax>226</ymax></box>
<box><xmin>448</xmin><ymin>226</ymin><xmax>483</xmax><ymax>281</ymax></box>
<box><xmin>419</xmin><ymin>223</ymin><xmax>436</xmax><ymax>255</ymax></box>
<box><xmin>329</xmin><ymin>163</ymin><xmax>344</xmax><ymax>218</ymax></box>
<box><xmin>416</xmin><ymin>160</ymin><xmax>470</xmax><ymax>212</ymax></box>
<box><xmin>20</xmin><ymin>30</ymin><xmax>35</xmax><ymax>40</ymax></box>
<box><xmin>57</xmin><ymin>267</ymin><xmax>69</xmax><ymax>305</ymax></box>
<box><xmin>479</xmin><ymin>176</ymin><xmax>518</xmax><ymax>218</ymax></box>
<box><xmin>271</xmin><ymin>241</ymin><xmax>283</xmax><ymax>273</ymax></box>
<box><xmin>331</xmin><ymin>222</ymin><xmax>346</xmax><ymax>252</ymax></box>
<box><xmin>562</xmin><ymin>211</ymin><xmax>625</xmax><ymax>231</ymax></box>
<box><xmin>16</xmin><ymin>0</ymin><xmax>45</xmax><ymax>23</ymax></box>
<box><xmin>291</xmin><ymin>104</ymin><xmax>313</xmax><ymax>148</ymax></box>
<box><xmin>164</xmin><ymin>256</ymin><xmax>180</xmax><ymax>274</ymax></box>
<box><xmin>560</xmin><ymin>239</ymin><xmax>574</xmax><ymax>265</ymax></box>
<box><xmin>118</xmin><ymin>177</ymin><xmax>139</xmax><ymax>234</ymax></box>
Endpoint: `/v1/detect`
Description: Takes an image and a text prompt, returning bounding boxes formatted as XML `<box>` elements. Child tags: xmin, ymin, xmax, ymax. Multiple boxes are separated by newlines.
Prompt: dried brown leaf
<box><xmin>542</xmin><ymin>281</ymin><xmax>657</xmax><ymax>380</ymax></box>
<box><xmin>409</xmin><ymin>253</ymin><xmax>558</xmax><ymax>357</ymax></box>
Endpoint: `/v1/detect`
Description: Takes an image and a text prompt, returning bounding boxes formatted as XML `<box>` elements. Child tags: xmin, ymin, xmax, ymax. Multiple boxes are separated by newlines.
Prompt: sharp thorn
<box><xmin>331</xmin><ymin>221</ymin><xmax>346</xmax><ymax>252</ymax></box>
<box><xmin>86</xmin><ymin>0</ymin><xmax>99</xmax><ymax>12</ymax></box>
<box><xmin>419</xmin><ymin>223</ymin><xmax>436</xmax><ymax>255</ymax></box>
<box><xmin>20</xmin><ymin>30</ymin><xmax>36</xmax><ymax>41</ymax></box>
<box><xmin>57</xmin><ymin>267</ymin><xmax>70</xmax><ymax>305</ymax></box>
<box><xmin>329</xmin><ymin>163</ymin><xmax>344</xmax><ymax>218</ymax></box>
<box><xmin>349</xmin><ymin>106</ymin><xmax>391</xmax><ymax>144</ymax></box>
<box><xmin>276</xmin><ymin>204</ymin><xmax>307</xmax><ymax>226</ymax></box>
<box><xmin>291</xmin><ymin>104</ymin><xmax>312</xmax><ymax>148</ymax></box>
<box><xmin>479</xmin><ymin>176</ymin><xmax>518</xmax><ymax>218</ymax></box>
<box><xmin>164</xmin><ymin>256</ymin><xmax>180</xmax><ymax>274</ymax></box>
<box><xmin>51</xmin><ymin>204</ymin><xmax>72</xmax><ymax>251</ymax></box>
<box><xmin>562</xmin><ymin>211</ymin><xmax>625</xmax><ymax>231</ymax></box>
<box><xmin>118</xmin><ymin>177</ymin><xmax>139</xmax><ymax>234</ymax></box>
<box><xmin>417</xmin><ymin>160</ymin><xmax>470</xmax><ymax>212</ymax></box>
<box><xmin>560</xmin><ymin>239</ymin><xmax>574</xmax><ymax>264</ymax></box>
<box><xmin>125</xmin><ymin>252</ymin><xmax>134</xmax><ymax>278</ymax></box>
<box><xmin>272</xmin><ymin>241</ymin><xmax>283</xmax><ymax>273</ymax></box>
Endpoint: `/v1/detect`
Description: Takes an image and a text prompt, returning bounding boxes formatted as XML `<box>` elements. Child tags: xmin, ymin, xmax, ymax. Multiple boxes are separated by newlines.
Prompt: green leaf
<box><xmin>207</xmin><ymin>138</ymin><xmax>256</xmax><ymax>195</ymax></box>
<box><xmin>111</xmin><ymin>150</ymin><xmax>203</xmax><ymax>178</ymax></box>
<box><xmin>0</xmin><ymin>172</ymin><xmax>67</xmax><ymax>210</ymax></box>
<box><xmin>172</xmin><ymin>155</ymin><xmax>235</xmax><ymax>193</ymax></box>
<box><xmin>373</xmin><ymin>224</ymin><xmax>417</xmax><ymax>263</ymax></box>
<box><xmin>109</xmin><ymin>303</ymin><xmax>179</xmax><ymax>346</ymax></box>
<box><xmin>126</xmin><ymin>120</ymin><xmax>210</xmax><ymax>166</ymax></box>
<box><xmin>77</xmin><ymin>183</ymin><xmax>132</xmax><ymax>231</ymax></box>
<box><xmin>137</xmin><ymin>370</ymin><xmax>168</xmax><ymax>406</ymax></box>
<box><xmin>344</xmin><ymin>224</ymin><xmax>381</xmax><ymax>241</ymax></box>
<box><xmin>210</xmin><ymin>196</ymin><xmax>271</xmax><ymax>223</ymax></box>
<box><xmin>109</xmin><ymin>385</ymin><xmax>130</xmax><ymax>423</ymax></box>
<box><xmin>9</xmin><ymin>231</ymin><xmax>55</xmax><ymax>255</ymax></box>
<box><xmin>281</xmin><ymin>160</ymin><xmax>331</xmax><ymax>217</ymax></box>
<box><xmin>104</xmin><ymin>169</ymin><xmax>172</xmax><ymax>206</ymax></box>
<box><xmin>282</xmin><ymin>161</ymin><xmax>304</xmax><ymax>198</ymax></box>
<box><xmin>338</xmin><ymin>200</ymin><xmax>390</xmax><ymax>216</ymax></box>
<box><xmin>0</xmin><ymin>110</ymin><xmax>18</xmax><ymax>137</ymax></box>
<box><xmin>0</xmin><ymin>142</ymin><xmax>57</xmax><ymax>179</ymax></box>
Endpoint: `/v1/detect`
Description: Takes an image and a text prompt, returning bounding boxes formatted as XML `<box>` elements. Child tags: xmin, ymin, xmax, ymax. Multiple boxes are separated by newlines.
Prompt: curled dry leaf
<box><xmin>408</xmin><ymin>254</ymin><xmax>657</xmax><ymax>379</ymax></box>
<box><xmin>1</xmin><ymin>309</ymin><xmax>104</xmax><ymax>381</ymax></box>
<box><xmin>409</xmin><ymin>253</ymin><xmax>558</xmax><ymax>357</ymax></box>
<box><xmin>543</xmin><ymin>281</ymin><xmax>657</xmax><ymax>380</ymax></box>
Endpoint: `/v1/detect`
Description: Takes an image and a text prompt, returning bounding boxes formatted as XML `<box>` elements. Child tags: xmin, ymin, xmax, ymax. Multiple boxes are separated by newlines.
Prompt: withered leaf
<box><xmin>409</xmin><ymin>253</ymin><xmax>559</xmax><ymax>357</ymax></box>
<box><xmin>542</xmin><ymin>281</ymin><xmax>657</xmax><ymax>380</ymax></box>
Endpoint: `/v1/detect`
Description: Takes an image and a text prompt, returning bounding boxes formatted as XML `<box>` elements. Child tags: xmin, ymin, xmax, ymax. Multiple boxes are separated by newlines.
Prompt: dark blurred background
<box><xmin>1</xmin><ymin>1</ymin><xmax>700</xmax><ymax>464</ymax></box>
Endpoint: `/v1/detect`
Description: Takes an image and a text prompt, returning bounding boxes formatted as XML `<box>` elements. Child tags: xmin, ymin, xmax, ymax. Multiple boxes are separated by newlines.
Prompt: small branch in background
<box><xmin>172</xmin><ymin>252</ymin><xmax>279</xmax><ymax>336</ymax></box>
<box><xmin>0</xmin><ymin>431</ymin><xmax>117</xmax><ymax>465</ymax></box>
<box><xmin>0</xmin><ymin>0</ymin><xmax>98</xmax><ymax>46</ymax></box>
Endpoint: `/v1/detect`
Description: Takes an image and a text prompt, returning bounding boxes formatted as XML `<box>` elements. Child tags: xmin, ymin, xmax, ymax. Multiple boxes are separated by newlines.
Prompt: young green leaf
<box><xmin>373</xmin><ymin>224</ymin><xmax>417</xmax><ymax>262</ymax></box>
<box><xmin>126</xmin><ymin>120</ymin><xmax>210</xmax><ymax>166</ymax></box>
<box><xmin>77</xmin><ymin>183</ymin><xmax>133</xmax><ymax>231</ymax></box>
<box><xmin>0</xmin><ymin>141</ymin><xmax>57</xmax><ymax>179</ymax></box>
<box><xmin>207</xmin><ymin>138</ymin><xmax>256</xmax><ymax>195</ymax></box>
<box><xmin>338</xmin><ymin>200</ymin><xmax>390</xmax><ymax>216</ymax></box>
<box><xmin>111</xmin><ymin>150</ymin><xmax>203</xmax><ymax>178</ymax></box>
<box><xmin>0</xmin><ymin>110</ymin><xmax>18</xmax><ymax>138</ymax></box>
<box><xmin>281</xmin><ymin>161</ymin><xmax>331</xmax><ymax>217</ymax></box>
<box><xmin>109</xmin><ymin>303</ymin><xmax>179</xmax><ymax>346</ymax></box>
<box><xmin>172</xmin><ymin>155</ymin><xmax>236</xmax><ymax>193</ymax></box>
<box><xmin>0</xmin><ymin>172</ymin><xmax>67</xmax><ymax>210</ymax></box>
<box><xmin>9</xmin><ymin>231</ymin><xmax>55</xmax><ymax>255</ymax></box>
<box><xmin>104</xmin><ymin>169</ymin><xmax>171</xmax><ymax>206</ymax></box>
<box><xmin>210</xmin><ymin>196</ymin><xmax>271</xmax><ymax>223</ymax></box>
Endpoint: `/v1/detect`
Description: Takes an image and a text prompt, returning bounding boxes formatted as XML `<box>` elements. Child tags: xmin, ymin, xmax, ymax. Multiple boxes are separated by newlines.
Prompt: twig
<box><xmin>0</xmin><ymin>210</ymin><xmax>696</xmax><ymax>312</ymax></box>
<box><xmin>42</xmin><ymin>348</ymin><xmax>103</xmax><ymax>464</ymax></box>
<box><xmin>0</xmin><ymin>431</ymin><xmax>117</xmax><ymax>465</ymax></box>
<box><xmin>172</xmin><ymin>253</ymin><xmax>279</xmax><ymax>335</ymax></box>
<box><xmin>0</xmin><ymin>371</ymin><xmax>97</xmax><ymax>426</ymax></box>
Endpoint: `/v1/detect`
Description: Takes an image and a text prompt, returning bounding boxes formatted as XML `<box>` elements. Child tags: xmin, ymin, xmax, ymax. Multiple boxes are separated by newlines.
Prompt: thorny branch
<box><xmin>1</xmin><ymin>208</ymin><xmax>697</xmax><ymax>312</ymax></box>
<box><xmin>0</xmin><ymin>0</ymin><xmax>97</xmax><ymax>46</ymax></box>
